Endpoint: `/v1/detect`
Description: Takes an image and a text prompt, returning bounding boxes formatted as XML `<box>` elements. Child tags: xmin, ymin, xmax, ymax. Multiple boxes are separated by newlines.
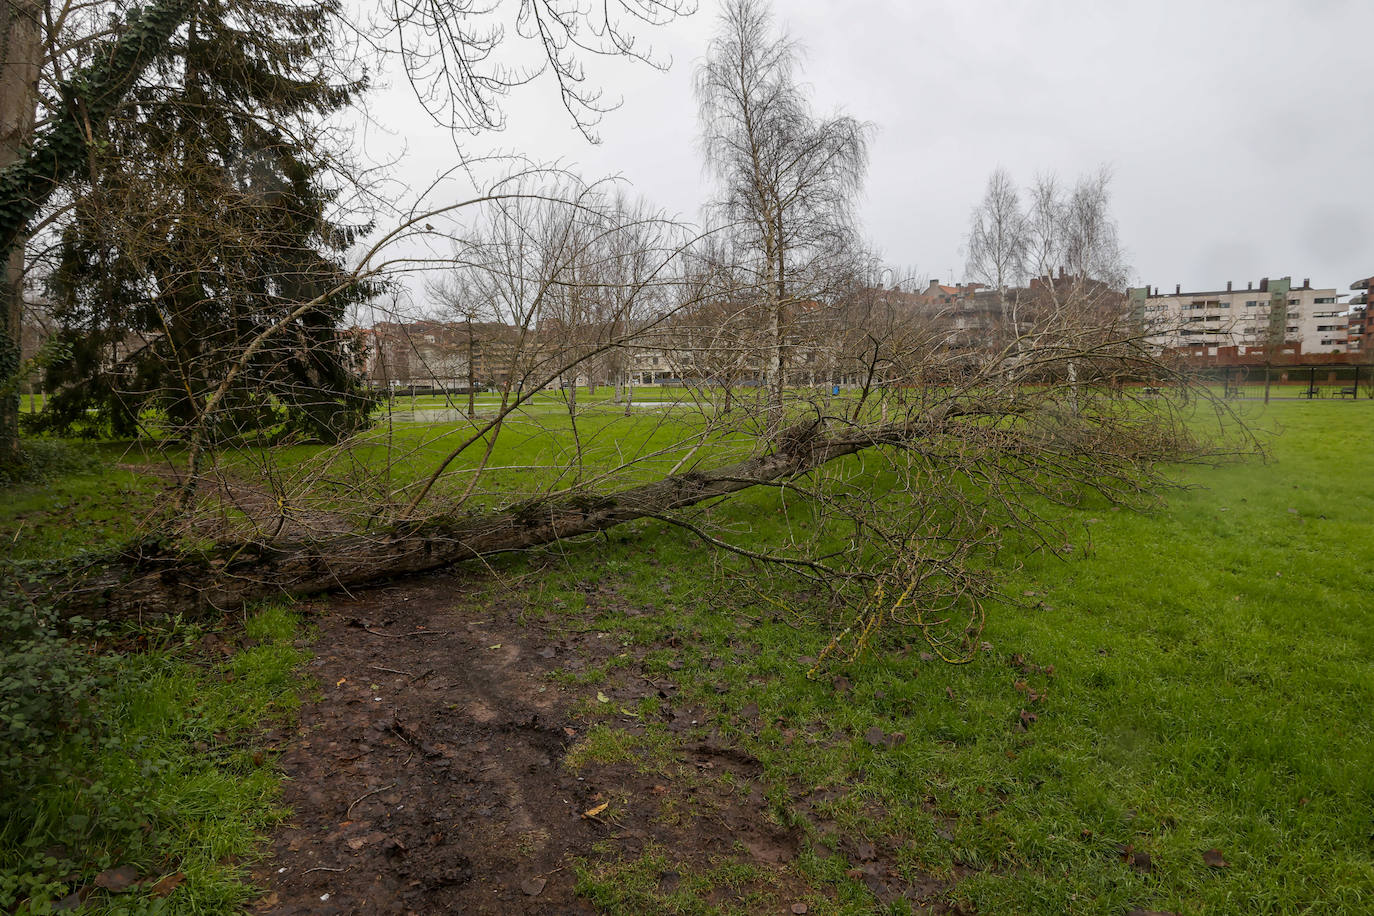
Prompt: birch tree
<box><xmin>695</xmin><ymin>0</ymin><xmax>870</xmax><ymax>428</ymax></box>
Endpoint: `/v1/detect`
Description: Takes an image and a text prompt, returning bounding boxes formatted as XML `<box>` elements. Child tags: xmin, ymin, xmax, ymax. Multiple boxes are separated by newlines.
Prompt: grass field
<box><xmin>3</xmin><ymin>399</ymin><xmax>1371</xmax><ymax>913</ymax></box>
<box><xmin>488</xmin><ymin>400</ymin><xmax>1374</xmax><ymax>914</ymax></box>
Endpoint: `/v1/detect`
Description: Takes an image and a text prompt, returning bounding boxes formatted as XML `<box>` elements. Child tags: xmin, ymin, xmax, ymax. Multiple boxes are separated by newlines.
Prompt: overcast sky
<box><xmin>356</xmin><ymin>0</ymin><xmax>1374</xmax><ymax>308</ymax></box>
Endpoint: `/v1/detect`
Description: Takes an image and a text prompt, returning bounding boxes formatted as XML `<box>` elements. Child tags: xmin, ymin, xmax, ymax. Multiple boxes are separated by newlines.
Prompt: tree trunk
<box><xmin>767</xmin><ymin>287</ymin><xmax>784</xmax><ymax>430</ymax></box>
<box><xmin>1067</xmin><ymin>359</ymin><xmax>1079</xmax><ymax>415</ymax></box>
<box><xmin>29</xmin><ymin>419</ymin><xmax>910</xmax><ymax>620</ymax></box>
<box><xmin>0</xmin><ymin>0</ymin><xmax>40</xmax><ymax>465</ymax></box>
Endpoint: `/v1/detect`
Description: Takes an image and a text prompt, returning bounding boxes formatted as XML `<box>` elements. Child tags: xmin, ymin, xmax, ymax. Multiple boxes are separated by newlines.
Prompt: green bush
<box><xmin>0</xmin><ymin>439</ymin><xmax>104</xmax><ymax>487</ymax></box>
<box><xmin>0</xmin><ymin>586</ymin><xmax>103</xmax><ymax>784</ymax></box>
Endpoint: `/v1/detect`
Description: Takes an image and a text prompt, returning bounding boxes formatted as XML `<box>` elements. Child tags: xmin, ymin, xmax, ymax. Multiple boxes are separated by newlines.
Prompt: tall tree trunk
<box><xmin>466</xmin><ymin>319</ymin><xmax>476</xmax><ymax>420</ymax></box>
<box><xmin>0</xmin><ymin>0</ymin><xmax>40</xmax><ymax>465</ymax></box>
<box><xmin>766</xmin><ymin>246</ymin><xmax>786</xmax><ymax>433</ymax></box>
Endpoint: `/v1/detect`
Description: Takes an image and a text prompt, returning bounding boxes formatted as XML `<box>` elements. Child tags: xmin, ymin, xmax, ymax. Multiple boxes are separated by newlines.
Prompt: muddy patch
<box><xmin>251</xmin><ymin>573</ymin><xmax>824</xmax><ymax>914</ymax></box>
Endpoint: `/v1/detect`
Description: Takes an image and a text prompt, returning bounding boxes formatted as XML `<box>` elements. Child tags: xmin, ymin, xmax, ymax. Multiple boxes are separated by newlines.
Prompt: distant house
<box><xmin>361</xmin><ymin>320</ymin><xmax>522</xmax><ymax>392</ymax></box>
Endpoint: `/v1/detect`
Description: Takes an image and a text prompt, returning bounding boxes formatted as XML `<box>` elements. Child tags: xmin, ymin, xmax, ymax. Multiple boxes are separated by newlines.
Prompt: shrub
<box><xmin>0</xmin><ymin>585</ymin><xmax>103</xmax><ymax>787</ymax></box>
<box><xmin>0</xmin><ymin>439</ymin><xmax>104</xmax><ymax>488</ymax></box>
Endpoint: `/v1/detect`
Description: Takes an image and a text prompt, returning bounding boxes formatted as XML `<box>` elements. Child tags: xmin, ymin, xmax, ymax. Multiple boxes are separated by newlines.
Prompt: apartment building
<box><xmin>1132</xmin><ymin>277</ymin><xmax>1348</xmax><ymax>355</ymax></box>
<box><xmin>1348</xmin><ymin>277</ymin><xmax>1369</xmax><ymax>353</ymax></box>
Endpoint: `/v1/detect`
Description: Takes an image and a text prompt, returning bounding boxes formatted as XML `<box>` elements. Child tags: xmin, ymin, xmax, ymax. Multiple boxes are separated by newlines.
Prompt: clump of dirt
<box><xmin>251</xmin><ymin>572</ymin><xmax>824</xmax><ymax>914</ymax></box>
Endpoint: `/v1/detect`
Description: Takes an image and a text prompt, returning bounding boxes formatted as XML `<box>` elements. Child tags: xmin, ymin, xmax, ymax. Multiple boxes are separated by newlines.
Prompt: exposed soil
<box><xmin>246</xmin><ymin>569</ymin><xmax>965</xmax><ymax>914</ymax></box>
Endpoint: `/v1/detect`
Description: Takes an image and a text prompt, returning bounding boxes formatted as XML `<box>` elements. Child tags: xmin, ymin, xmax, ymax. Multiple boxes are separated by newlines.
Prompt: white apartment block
<box><xmin>1133</xmin><ymin>277</ymin><xmax>1348</xmax><ymax>355</ymax></box>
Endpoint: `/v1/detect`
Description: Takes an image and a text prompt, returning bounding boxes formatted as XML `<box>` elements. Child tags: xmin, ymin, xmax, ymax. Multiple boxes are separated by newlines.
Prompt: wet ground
<box><xmin>248</xmin><ymin>571</ymin><xmax>843</xmax><ymax>915</ymax></box>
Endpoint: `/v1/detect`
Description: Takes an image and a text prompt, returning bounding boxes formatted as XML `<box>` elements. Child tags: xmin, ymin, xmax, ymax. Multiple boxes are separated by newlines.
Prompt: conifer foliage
<box><xmin>36</xmin><ymin>0</ymin><xmax>374</xmax><ymax>442</ymax></box>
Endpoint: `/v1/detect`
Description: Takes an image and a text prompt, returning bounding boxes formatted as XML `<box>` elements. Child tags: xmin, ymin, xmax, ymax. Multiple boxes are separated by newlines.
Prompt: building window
<box><xmin>1245</xmin><ymin>300</ymin><xmax>1259</xmax><ymax>307</ymax></box>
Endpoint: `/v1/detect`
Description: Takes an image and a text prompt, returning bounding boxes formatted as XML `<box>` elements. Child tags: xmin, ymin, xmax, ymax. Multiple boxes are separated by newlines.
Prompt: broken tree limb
<box><xmin>23</xmin><ymin>418</ymin><xmax>905</xmax><ymax>620</ymax></box>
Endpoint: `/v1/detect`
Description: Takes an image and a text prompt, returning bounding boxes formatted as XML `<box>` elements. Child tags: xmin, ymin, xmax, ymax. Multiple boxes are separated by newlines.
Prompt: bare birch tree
<box><xmin>965</xmin><ymin>167</ymin><xmax>1027</xmax><ymax>301</ymax></box>
<box><xmin>695</xmin><ymin>0</ymin><xmax>870</xmax><ymax>428</ymax></box>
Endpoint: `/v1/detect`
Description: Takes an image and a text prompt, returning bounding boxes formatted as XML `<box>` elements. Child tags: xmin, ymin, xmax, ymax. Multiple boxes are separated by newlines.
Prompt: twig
<box><xmin>346</xmin><ymin>783</ymin><xmax>396</xmax><ymax>817</ymax></box>
<box><xmin>369</xmin><ymin>665</ymin><xmax>415</xmax><ymax>677</ymax></box>
<box><xmin>303</xmin><ymin>866</ymin><xmax>345</xmax><ymax>875</ymax></box>
<box><xmin>363</xmin><ymin>627</ymin><xmax>452</xmax><ymax>638</ymax></box>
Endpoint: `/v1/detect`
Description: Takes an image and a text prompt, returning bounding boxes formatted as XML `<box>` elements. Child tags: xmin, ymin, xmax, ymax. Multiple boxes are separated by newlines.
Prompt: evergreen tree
<box><xmin>36</xmin><ymin>0</ymin><xmax>375</xmax><ymax>443</ymax></box>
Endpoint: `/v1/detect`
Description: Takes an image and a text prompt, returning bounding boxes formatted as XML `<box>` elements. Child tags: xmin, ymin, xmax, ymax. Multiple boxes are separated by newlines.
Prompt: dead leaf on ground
<box><xmin>864</xmin><ymin>726</ymin><xmax>887</xmax><ymax>747</ymax></box>
<box><xmin>149</xmin><ymin>872</ymin><xmax>184</xmax><ymax>897</ymax></box>
<box><xmin>582</xmin><ymin>802</ymin><xmax>609</xmax><ymax>818</ymax></box>
<box><xmin>93</xmin><ymin>865</ymin><xmax>140</xmax><ymax>892</ymax></box>
<box><xmin>1202</xmin><ymin>848</ymin><xmax>1229</xmax><ymax>868</ymax></box>
<box><xmin>520</xmin><ymin>876</ymin><xmax>547</xmax><ymax>896</ymax></box>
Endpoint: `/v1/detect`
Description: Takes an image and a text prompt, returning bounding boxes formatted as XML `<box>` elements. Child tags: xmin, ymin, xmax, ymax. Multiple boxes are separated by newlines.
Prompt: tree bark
<box><xmin>0</xmin><ymin>0</ymin><xmax>41</xmax><ymax>465</ymax></box>
<box><xmin>28</xmin><ymin>419</ymin><xmax>901</xmax><ymax>620</ymax></box>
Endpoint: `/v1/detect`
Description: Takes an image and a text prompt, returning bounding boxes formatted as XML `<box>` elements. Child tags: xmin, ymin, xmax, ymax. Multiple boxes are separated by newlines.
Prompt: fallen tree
<box><xmin>10</xmin><ymin>171</ymin><xmax>1240</xmax><ymax>658</ymax></box>
<box><xmin>24</xmin><ymin>362</ymin><xmax>1216</xmax><ymax>630</ymax></box>
<box><xmin>30</xmin><ymin>416</ymin><xmax>887</xmax><ymax>618</ymax></box>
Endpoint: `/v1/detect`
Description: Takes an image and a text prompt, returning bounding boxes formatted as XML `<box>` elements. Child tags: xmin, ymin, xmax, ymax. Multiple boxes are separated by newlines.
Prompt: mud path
<box><xmin>250</xmin><ymin>572</ymin><xmax>820</xmax><ymax>915</ymax></box>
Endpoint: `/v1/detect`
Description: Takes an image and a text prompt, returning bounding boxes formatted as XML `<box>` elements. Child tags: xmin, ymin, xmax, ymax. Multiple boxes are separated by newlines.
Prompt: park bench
<box><xmin>1141</xmin><ymin>386</ymin><xmax>1161</xmax><ymax>396</ymax></box>
<box><xmin>1338</xmin><ymin>386</ymin><xmax>1358</xmax><ymax>399</ymax></box>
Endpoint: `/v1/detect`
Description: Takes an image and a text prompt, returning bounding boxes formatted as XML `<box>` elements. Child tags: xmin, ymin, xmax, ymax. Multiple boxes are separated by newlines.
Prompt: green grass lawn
<box><xmin>489</xmin><ymin>400</ymin><xmax>1374</xmax><ymax>914</ymax></box>
<box><xmin>4</xmin><ymin>398</ymin><xmax>1371</xmax><ymax>913</ymax></box>
<box><xmin>0</xmin><ymin>443</ymin><xmax>162</xmax><ymax>561</ymax></box>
